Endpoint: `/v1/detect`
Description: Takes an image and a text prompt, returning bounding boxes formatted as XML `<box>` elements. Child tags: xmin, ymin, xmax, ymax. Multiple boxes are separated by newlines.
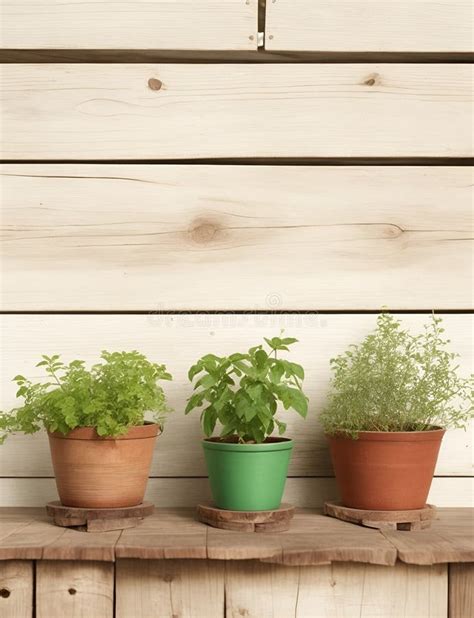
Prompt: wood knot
<box><xmin>189</xmin><ymin>219</ymin><xmax>220</xmax><ymax>244</ymax></box>
<box><xmin>148</xmin><ymin>78</ymin><xmax>163</xmax><ymax>91</ymax></box>
<box><xmin>384</xmin><ymin>223</ymin><xmax>404</xmax><ymax>238</ymax></box>
<box><xmin>68</xmin><ymin>588</ymin><xmax>77</xmax><ymax>595</ymax></box>
<box><xmin>363</xmin><ymin>73</ymin><xmax>381</xmax><ymax>87</ymax></box>
<box><xmin>163</xmin><ymin>574</ymin><xmax>173</xmax><ymax>583</ymax></box>
<box><xmin>0</xmin><ymin>588</ymin><xmax>10</xmax><ymax>598</ymax></box>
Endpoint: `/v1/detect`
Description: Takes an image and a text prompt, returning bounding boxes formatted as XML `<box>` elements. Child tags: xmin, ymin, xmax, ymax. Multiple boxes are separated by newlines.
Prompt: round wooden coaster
<box><xmin>324</xmin><ymin>502</ymin><xmax>436</xmax><ymax>531</ymax></box>
<box><xmin>197</xmin><ymin>503</ymin><xmax>295</xmax><ymax>532</ymax></box>
<box><xmin>46</xmin><ymin>501</ymin><xmax>154</xmax><ymax>532</ymax></box>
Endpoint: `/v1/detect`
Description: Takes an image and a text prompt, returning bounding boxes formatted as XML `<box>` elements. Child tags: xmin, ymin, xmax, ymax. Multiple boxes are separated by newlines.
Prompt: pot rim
<box><xmin>327</xmin><ymin>427</ymin><xmax>445</xmax><ymax>442</ymax></box>
<box><xmin>202</xmin><ymin>436</ymin><xmax>293</xmax><ymax>452</ymax></box>
<box><xmin>48</xmin><ymin>421</ymin><xmax>161</xmax><ymax>441</ymax></box>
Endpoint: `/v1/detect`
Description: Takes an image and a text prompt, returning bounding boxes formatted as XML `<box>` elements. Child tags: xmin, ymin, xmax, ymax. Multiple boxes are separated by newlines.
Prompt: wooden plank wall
<box><xmin>0</xmin><ymin>1</ymin><xmax>472</xmax><ymax>509</ymax></box>
<box><xmin>1</xmin><ymin>559</ymin><xmax>459</xmax><ymax>618</ymax></box>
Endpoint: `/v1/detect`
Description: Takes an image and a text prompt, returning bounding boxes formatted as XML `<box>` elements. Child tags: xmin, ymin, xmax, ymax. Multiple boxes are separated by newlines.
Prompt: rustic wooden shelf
<box><xmin>0</xmin><ymin>507</ymin><xmax>472</xmax><ymax>566</ymax></box>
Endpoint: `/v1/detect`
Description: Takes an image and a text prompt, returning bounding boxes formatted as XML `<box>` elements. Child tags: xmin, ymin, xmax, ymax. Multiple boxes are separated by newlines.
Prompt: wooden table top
<box><xmin>0</xmin><ymin>507</ymin><xmax>472</xmax><ymax>566</ymax></box>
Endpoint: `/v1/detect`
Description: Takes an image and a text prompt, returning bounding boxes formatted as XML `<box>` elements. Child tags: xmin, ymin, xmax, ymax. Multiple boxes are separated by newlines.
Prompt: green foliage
<box><xmin>186</xmin><ymin>335</ymin><xmax>309</xmax><ymax>443</ymax></box>
<box><xmin>320</xmin><ymin>314</ymin><xmax>474</xmax><ymax>437</ymax></box>
<box><xmin>0</xmin><ymin>351</ymin><xmax>172</xmax><ymax>442</ymax></box>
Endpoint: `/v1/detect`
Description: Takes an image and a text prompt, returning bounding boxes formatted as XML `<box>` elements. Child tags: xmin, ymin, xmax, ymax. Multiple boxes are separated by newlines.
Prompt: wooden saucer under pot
<box><xmin>197</xmin><ymin>503</ymin><xmax>295</xmax><ymax>532</ymax></box>
<box><xmin>324</xmin><ymin>501</ymin><xmax>436</xmax><ymax>531</ymax></box>
<box><xmin>46</xmin><ymin>501</ymin><xmax>154</xmax><ymax>532</ymax></box>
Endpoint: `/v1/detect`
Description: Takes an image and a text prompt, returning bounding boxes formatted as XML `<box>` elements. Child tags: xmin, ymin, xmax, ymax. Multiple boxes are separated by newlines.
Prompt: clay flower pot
<box><xmin>48</xmin><ymin>423</ymin><xmax>160</xmax><ymax>508</ymax></box>
<box><xmin>327</xmin><ymin>429</ymin><xmax>445</xmax><ymax>510</ymax></box>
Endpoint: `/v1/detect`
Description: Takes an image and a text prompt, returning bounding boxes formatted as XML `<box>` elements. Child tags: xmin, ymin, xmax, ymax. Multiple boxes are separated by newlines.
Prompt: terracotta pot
<box><xmin>327</xmin><ymin>429</ymin><xmax>445</xmax><ymax>510</ymax></box>
<box><xmin>48</xmin><ymin>423</ymin><xmax>160</xmax><ymax>508</ymax></box>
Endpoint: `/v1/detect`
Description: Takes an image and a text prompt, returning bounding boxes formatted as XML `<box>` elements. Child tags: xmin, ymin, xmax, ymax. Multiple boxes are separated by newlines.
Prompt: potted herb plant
<box><xmin>0</xmin><ymin>351</ymin><xmax>172</xmax><ymax>508</ymax></box>
<box><xmin>320</xmin><ymin>314</ymin><xmax>473</xmax><ymax>511</ymax></box>
<box><xmin>186</xmin><ymin>335</ymin><xmax>308</xmax><ymax>511</ymax></box>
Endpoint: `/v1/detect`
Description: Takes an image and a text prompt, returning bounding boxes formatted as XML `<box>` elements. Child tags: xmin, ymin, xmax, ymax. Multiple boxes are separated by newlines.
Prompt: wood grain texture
<box><xmin>116</xmin><ymin>509</ymin><xmax>208</xmax><ymax>559</ymax></box>
<box><xmin>0</xmin><ymin>514</ymin><xmax>67</xmax><ymax>560</ymax></box>
<box><xmin>36</xmin><ymin>561</ymin><xmax>113</xmax><ymax>618</ymax></box>
<box><xmin>0</xmin><ymin>561</ymin><xmax>33</xmax><ymax>618</ymax></box>
<box><xmin>116</xmin><ymin>559</ymin><xmax>225</xmax><ymax>618</ymax></box>
<box><xmin>2</xmin><ymin>165</ymin><xmax>472</xmax><ymax>311</ymax></box>
<box><xmin>449</xmin><ymin>563</ymin><xmax>474</xmax><ymax>618</ymax></box>
<box><xmin>225</xmin><ymin>562</ymin><xmax>447</xmax><ymax>617</ymax></box>
<box><xmin>0</xmin><ymin>1</ymin><xmax>258</xmax><ymax>50</ymax></box>
<box><xmin>265</xmin><ymin>1</ymin><xmax>474</xmax><ymax>52</ymax></box>
<box><xmin>41</xmin><ymin>528</ymin><xmax>122</xmax><ymax>562</ymax></box>
<box><xmin>208</xmin><ymin>509</ymin><xmax>397</xmax><ymax>565</ymax></box>
<box><xmin>0</xmin><ymin>314</ymin><xmax>471</xmax><ymax>479</ymax></box>
<box><xmin>1</xmin><ymin>64</ymin><xmax>471</xmax><ymax>159</ymax></box>
<box><xmin>382</xmin><ymin>508</ymin><xmax>474</xmax><ymax>565</ymax></box>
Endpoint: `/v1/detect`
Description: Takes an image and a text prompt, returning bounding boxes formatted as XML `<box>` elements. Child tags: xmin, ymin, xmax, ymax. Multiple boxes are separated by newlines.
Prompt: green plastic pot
<box><xmin>202</xmin><ymin>438</ymin><xmax>293</xmax><ymax>511</ymax></box>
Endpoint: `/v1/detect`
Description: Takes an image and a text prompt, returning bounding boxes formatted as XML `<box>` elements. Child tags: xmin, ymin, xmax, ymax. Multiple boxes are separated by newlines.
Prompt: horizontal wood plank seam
<box><xmin>0</xmin><ymin>159</ymin><xmax>473</xmax><ymax>165</ymax></box>
<box><xmin>1</xmin><ymin>52</ymin><xmax>473</xmax><ymax>63</ymax></box>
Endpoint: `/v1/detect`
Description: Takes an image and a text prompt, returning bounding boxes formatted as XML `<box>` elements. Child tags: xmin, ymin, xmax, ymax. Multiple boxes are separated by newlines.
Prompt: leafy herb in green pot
<box><xmin>186</xmin><ymin>335</ymin><xmax>309</xmax><ymax>511</ymax></box>
<box><xmin>320</xmin><ymin>314</ymin><xmax>473</xmax><ymax>511</ymax></box>
<box><xmin>0</xmin><ymin>351</ymin><xmax>172</xmax><ymax>508</ymax></box>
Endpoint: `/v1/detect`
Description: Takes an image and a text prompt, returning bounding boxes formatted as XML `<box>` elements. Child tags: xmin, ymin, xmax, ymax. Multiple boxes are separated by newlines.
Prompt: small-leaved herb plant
<box><xmin>0</xmin><ymin>351</ymin><xmax>172</xmax><ymax>442</ymax></box>
<box><xmin>320</xmin><ymin>313</ymin><xmax>474</xmax><ymax>437</ymax></box>
<box><xmin>186</xmin><ymin>335</ymin><xmax>309</xmax><ymax>443</ymax></box>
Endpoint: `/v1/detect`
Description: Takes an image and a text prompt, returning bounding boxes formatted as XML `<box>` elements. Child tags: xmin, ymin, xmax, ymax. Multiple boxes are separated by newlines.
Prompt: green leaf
<box><xmin>270</xmin><ymin>362</ymin><xmax>284</xmax><ymax>385</ymax></box>
<box><xmin>185</xmin><ymin>391</ymin><xmax>206</xmax><ymax>414</ymax></box>
<box><xmin>255</xmin><ymin>349</ymin><xmax>268</xmax><ymax>369</ymax></box>
<box><xmin>288</xmin><ymin>388</ymin><xmax>308</xmax><ymax>417</ymax></box>
<box><xmin>281</xmin><ymin>337</ymin><xmax>298</xmax><ymax>346</ymax></box>
<box><xmin>188</xmin><ymin>362</ymin><xmax>203</xmax><ymax>381</ymax></box>
<box><xmin>195</xmin><ymin>374</ymin><xmax>218</xmax><ymax>389</ymax></box>
<box><xmin>201</xmin><ymin>407</ymin><xmax>217</xmax><ymax>437</ymax></box>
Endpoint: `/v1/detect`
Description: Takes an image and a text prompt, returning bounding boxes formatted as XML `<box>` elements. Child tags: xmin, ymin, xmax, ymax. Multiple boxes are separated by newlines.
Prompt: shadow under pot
<box><xmin>48</xmin><ymin>422</ymin><xmax>160</xmax><ymax>508</ymax></box>
<box><xmin>327</xmin><ymin>428</ymin><xmax>445</xmax><ymax>511</ymax></box>
<box><xmin>202</xmin><ymin>437</ymin><xmax>293</xmax><ymax>511</ymax></box>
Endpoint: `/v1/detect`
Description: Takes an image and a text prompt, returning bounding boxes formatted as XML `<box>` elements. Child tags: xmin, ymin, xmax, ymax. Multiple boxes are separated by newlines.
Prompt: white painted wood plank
<box><xmin>266</xmin><ymin>1</ymin><xmax>473</xmax><ymax>52</ymax></box>
<box><xmin>0</xmin><ymin>477</ymin><xmax>471</xmax><ymax>508</ymax></box>
<box><xmin>0</xmin><ymin>1</ymin><xmax>258</xmax><ymax>50</ymax></box>
<box><xmin>1</xmin><ymin>64</ymin><xmax>471</xmax><ymax>159</ymax></box>
<box><xmin>1</xmin><ymin>165</ymin><xmax>472</xmax><ymax>311</ymax></box>
<box><xmin>0</xmin><ymin>314</ymin><xmax>471</xmax><ymax>478</ymax></box>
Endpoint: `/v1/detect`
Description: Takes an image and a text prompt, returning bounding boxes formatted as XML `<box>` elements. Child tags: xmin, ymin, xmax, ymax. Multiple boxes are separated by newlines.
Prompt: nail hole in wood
<box><xmin>68</xmin><ymin>588</ymin><xmax>77</xmax><ymax>595</ymax></box>
<box><xmin>0</xmin><ymin>589</ymin><xmax>11</xmax><ymax>598</ymax></box>
<box><xmin>148</xmin><ymin>78</ymin><xmax>162</xmax><ymax>91</ymax></box>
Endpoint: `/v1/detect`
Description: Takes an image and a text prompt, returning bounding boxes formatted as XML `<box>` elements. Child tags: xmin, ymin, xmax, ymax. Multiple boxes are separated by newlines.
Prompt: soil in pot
<box><xmin>202</xmin><ymin>437</ymin><xmax>293</xmax><ymax>511</ymax></box>
<box><xmin>327</xmin><ymin>428</ymin><xmax>445</xmax><ymax>510</ymax></box>
<box><xmin>48</xmin><ymin>422</ymin><xmax>160</xmax><ymax>508</ymax></box>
